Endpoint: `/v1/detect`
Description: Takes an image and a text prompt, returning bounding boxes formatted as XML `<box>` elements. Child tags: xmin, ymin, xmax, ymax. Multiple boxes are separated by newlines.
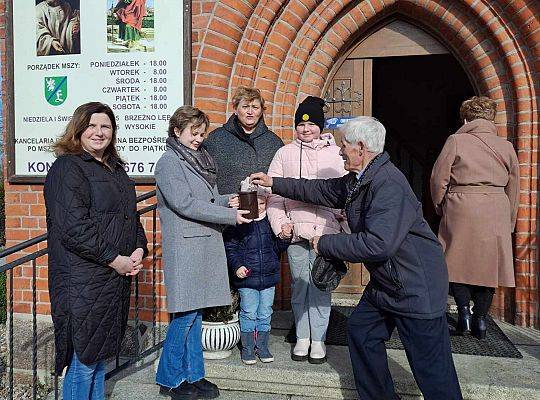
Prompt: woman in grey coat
<box><xmin>155</xmin><ymin>106</ymin><xmax>251</xmax><ymax>400</ymax></box>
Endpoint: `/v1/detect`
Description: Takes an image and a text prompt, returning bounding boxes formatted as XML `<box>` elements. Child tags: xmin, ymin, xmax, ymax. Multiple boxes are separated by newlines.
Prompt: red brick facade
<box><xmin>2</xmin><ymin>1</ymin><xmax>539</xmax><ymax>327</ymax></box>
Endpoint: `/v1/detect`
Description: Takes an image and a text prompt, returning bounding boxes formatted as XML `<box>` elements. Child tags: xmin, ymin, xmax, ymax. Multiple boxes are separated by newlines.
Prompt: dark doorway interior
<box><xmin>372</xmin><ymin>54</ymin><xmax>475</xmax><ymax>231</ymax></box>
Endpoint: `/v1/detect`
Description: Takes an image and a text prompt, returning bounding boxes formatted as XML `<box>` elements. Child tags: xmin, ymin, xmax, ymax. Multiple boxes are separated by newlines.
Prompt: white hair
<box><xmin>340</xmin><ymin>116</ymin><xmax>386</xmax><ymax>154</ymax></box>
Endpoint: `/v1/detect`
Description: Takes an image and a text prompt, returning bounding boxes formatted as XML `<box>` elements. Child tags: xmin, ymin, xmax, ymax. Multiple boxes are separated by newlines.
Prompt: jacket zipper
<box><xmin>299</xmin><ymin>141</ymin><xmax>303</xmax><ymax>179</ymax></box>
<box><xmin>255</xmin><ymin>223</ymin><xmax>263</xmax><ymax>290</ymax></box>
<box><xmin>387</xmin><ymin>260</ymin><xmax>403</xmax><ymax>289</ymax></box>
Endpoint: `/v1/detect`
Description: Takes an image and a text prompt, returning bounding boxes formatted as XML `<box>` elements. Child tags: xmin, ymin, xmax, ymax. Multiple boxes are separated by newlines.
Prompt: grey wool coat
<box><xmin>155</xmin><ymin>145</ymin><xmax>238</xmax><ymax>313</ymax></box>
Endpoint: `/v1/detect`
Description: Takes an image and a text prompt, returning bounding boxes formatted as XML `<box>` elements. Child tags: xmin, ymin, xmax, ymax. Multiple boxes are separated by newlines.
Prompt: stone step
<box><xmin>109</xmin><ymin>382</ymin><xmax>422</xmax><ymax>400</ymax></box>
<box><xmin>102</xmin><ymin>311</ymin><xmax>539</xmax><ymax>400</ymax></box>
<box><xmin>108</xmin><ymin>383</ymin><xmax>349</xmax><ymax>400</ymax></box>
<box><xmin>104</xmin><ymin>331</ymin><xmax>540</xmax><ymax>399</ymax></box>
<box><xmin>48</xmin><ymin>312</ymin><xmax>540</xmax><ymax>399</ymax></box>
<box><xmin>103</xmin><ymin>332</ymin><xmax>414</xmax><ymax>399</ymax></box>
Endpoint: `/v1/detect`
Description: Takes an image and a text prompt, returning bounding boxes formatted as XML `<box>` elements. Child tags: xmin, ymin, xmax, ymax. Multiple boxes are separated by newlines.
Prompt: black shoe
<box><xmin>159</xmin><ymin>382</ymin><xmax>198</xmax><ymax>400</ymax></box>
<box><xmin>191</xmin><ymin>378</ymin><xmax>220</xmax><ymax>398</ymax></box>
<box><xmin>456</xmin><ymin>306</ymin><xmax>472</xmax><ymax>335</ymax></box>
<box><xmin>472</xmin><ymin>316</ymin><xmax>487</xmax><ymax>340</ymax></box>
<box><xmin>291</xmin><ymin>353</ymin><xmax>308</xmax><ymax>362</ymax></box>
<box><xmin>308</xmin><ymin>355</ymin><xmax>327</xmax><ymax>364</ymax></box>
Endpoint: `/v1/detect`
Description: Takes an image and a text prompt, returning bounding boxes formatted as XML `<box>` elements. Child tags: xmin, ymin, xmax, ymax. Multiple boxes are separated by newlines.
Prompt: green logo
<box><xmin>44</xmin><ymin>76</ymin><xmax>68</xmax><ymax>106</ymax></box>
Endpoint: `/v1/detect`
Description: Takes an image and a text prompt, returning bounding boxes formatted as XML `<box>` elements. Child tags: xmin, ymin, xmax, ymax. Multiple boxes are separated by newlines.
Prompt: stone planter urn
<box><xmin>201</xmin><ymin>313</ymin><xmax>240</xmax><ymax>359</ymax></box>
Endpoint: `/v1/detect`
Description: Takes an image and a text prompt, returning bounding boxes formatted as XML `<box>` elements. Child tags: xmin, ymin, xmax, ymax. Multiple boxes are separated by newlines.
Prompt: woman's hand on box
<box><xmin>229</xmin><ymin>194</ymin><xmax>240</xmax><ymax>209</ymax></box>
<box><xmin>236</xmin><ymin>209</ymin><xmax>252</xmax><ymax>225</ymax></box>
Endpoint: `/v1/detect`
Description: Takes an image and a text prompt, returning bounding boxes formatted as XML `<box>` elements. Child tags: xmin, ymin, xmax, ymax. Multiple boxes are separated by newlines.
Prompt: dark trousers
<box><xmin>451</xmin><ymin>283</ymin><xmax>495</xmax><ymax>316</ymax></box>
<box><xmin>347</xmin><ymin>295</ymin><xmax>463</xmax><ymax>400</ymax></box>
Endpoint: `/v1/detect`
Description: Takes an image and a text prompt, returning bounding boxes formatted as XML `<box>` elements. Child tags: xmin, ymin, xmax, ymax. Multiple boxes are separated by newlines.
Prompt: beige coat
<box><xmin>430</xmin><ymin>119</ymin><xmax>519</xmax><ymax>288</ymax></box>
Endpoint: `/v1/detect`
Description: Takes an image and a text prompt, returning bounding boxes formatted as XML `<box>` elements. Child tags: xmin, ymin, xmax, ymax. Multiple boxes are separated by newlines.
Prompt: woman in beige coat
<box><xmin>430</xmin><ymin>96</ymin><xmax>519</xmax><ymax>339</ymax></box>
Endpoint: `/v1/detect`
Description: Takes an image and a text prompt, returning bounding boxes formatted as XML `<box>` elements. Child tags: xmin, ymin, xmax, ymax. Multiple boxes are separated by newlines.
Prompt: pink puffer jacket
<box><xmin>267</xmin><ymin>133</ymin><xmax>348</xmax><ymax>242</ymax></box>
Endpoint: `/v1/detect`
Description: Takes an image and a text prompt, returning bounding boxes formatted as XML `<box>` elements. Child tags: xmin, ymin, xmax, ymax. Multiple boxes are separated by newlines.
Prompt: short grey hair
<box><xmin>340</xmin><ymin>116</ymin><xmax>386</xmax><ymax>154</ymax></box>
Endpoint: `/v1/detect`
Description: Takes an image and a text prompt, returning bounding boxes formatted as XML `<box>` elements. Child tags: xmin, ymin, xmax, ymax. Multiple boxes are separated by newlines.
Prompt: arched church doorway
<box><xmin>326</xmin><ymin>20</ymin><xmax>475</xmax><ymax>297</ymax></box>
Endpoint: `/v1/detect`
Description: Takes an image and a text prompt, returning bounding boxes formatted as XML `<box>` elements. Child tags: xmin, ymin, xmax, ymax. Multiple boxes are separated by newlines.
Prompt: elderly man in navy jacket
<box><xmin>251</xmin><ymin>116</ymin><xmax>462</xmax><ymax>400</ymax></box>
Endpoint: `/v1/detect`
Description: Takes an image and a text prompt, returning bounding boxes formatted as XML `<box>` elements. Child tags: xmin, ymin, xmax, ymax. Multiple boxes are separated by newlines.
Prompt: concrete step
<box><xmin>108</xmin><ymin>384</ymin><xmax>292</xmax><ymax>399</ymax></box>
<box><xmin>109</xmin><ymin>383</ymin><xmax>422</xmax><ymax>400</ymax></box>
<box><xmin>50</xmin><ymin>312</ymin><xmax>540</xmax><ymax>399</ymax></box>
<box><xmin>102</xmin><ymin>328</ymin><xmax>419</xmax><ymax>399</ymax></box>
<box><xmin>109</xmin><ymin>384</ymin><xmax>349</xmax><ymax>400</ymax></box>
<box><xmin>102</xmin><ymin>315</ymin><xmax>540</xmax><ymax>400</ymax></box>
<box><xmin>103</xmin><ymin>342</ymin><xmax>360</xmax><ymax>399</ymax></box>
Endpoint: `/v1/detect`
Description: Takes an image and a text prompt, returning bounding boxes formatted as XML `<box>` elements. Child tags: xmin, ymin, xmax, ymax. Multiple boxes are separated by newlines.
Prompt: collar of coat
<box><xmin>293</xmin><ymin>132</ymin><xmax>337</xmax><ymax>150</ymax></box>
<box><xmin>165</xmin><ymin>137</ymin><xmax>217</xmax><ymax>187</ymax></box>
<box><xmin>79</xmin><ymin>151</ymin><xmax>123</xmax><ymax>169</ymax></box>
<box><xmin>223</xmin><ymin>114</ymin><xmax>270</xmax><ymax>143</ymax></box>
<box><xmin>345</xmin><ymin>151</ymin><xmax>390</xmax><ymax>202</ymax></box>
<box><xmin>357</xmin><ymin>151</ymin><xmax>389</xmax><ymax>187</ymax></box>
<box><xmin>456</xmin><ymin>118</ymin><xmax>497</xmax><ymax>136</ymax></box>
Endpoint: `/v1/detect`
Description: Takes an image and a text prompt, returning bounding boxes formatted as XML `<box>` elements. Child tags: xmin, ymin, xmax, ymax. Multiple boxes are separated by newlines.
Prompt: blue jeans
<box><xmin>238</xmin><ymin>287</ymin><xmax>275</xmax><ymax>332</ymax></box>
<box><xmin>62</xmin><ymin>351</ymin><xmax>105</xmax><ymax>400</ymax></box>
<box><xmin>156</xmin><ymin>310</ymin><xmax>205</xmax><ymax>388</ymax></box>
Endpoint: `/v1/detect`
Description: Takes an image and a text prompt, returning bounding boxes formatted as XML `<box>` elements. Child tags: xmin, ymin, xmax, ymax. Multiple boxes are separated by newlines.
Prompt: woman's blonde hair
<box><xmin>232</xmin><ymin>86</ymin><xmax>266</xmax><ymax>110</ymax></box>
<box><xmin>168</xmin><ymin>106</ymin><xmax>209</xmax><ymax>137</ymax></box>
<box><xmin>52</xmin><ymin>102</ymin><xmax>122</xmax><ymax>166</ymax></box>
<box><xmin>460</xmin><ymin>96</ymin><xmax>497</xmax><ymax>122</ymax></box>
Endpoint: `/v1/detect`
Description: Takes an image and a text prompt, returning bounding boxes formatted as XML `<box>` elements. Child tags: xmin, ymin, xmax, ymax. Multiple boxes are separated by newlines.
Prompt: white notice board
<box><xmin>7</xmin><ymin>0</ymin><xmax>189</xmax><ymax>181</ymax></box>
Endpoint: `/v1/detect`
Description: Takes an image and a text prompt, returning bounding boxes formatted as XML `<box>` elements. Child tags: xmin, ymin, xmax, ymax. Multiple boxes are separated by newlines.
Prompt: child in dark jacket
<box><xmin>224</xmin><ymin>193</ymin><xmax>292</xmax><ymax>364</ymax></box>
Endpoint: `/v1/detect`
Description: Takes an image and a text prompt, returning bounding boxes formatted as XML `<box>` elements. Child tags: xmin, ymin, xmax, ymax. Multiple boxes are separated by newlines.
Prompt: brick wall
<box><xmin>191</xmin><ymin>0</ymin><xmax>539</xmax><ymax>327</ymax></box>
<box><xmin>2</xmin><ymin>0</ymin><xmax>540</xmax><ymax>327</ymax></box>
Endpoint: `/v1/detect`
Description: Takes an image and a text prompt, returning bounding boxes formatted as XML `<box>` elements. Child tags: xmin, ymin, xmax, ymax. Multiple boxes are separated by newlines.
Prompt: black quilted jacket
<box><xmin>44</xmin><ymin>152</ymin><xmax>147</xmax><ymax>374</ymax></box>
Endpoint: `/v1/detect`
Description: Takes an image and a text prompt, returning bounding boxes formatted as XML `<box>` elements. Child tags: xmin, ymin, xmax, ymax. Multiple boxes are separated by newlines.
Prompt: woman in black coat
<box><xmin>44</xmin><ymin>102</ymin><xmax>147</xmax><ymax>400</ymax></box>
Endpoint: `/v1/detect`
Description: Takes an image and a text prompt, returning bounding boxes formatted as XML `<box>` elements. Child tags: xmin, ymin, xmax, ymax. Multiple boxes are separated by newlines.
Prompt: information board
<box><xmin>8</xmin><ymin>0</ymin><xmax>188</xmax><ymax>180</ymax></box>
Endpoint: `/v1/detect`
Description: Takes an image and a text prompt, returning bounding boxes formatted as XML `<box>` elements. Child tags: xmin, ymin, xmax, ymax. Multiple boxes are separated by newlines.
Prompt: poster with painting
<box><xmin>36</xmin><ymin>0</ymin><xmax>81</xmax><ymax>56</ymax></box>
<box><xmin>107</xmin><ymin>0</ymin><xmax>155</xmax><ymax>53</ymax></box>
<box><xmin>11</xmin><ymin>0</ymin><xmax>184</xmax><ymax>178</ymax></box>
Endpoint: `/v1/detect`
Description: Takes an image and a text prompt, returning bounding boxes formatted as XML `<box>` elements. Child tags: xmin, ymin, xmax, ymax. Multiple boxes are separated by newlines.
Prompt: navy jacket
<box><xmin>224</xmin><ymin>216</ymin><xmax>290</xmax><ymax>290</ymax></box>
<box><xmin>272</xmin><ymin>152</ymin><xmax>448</xmax><ymax>319</ymax></box>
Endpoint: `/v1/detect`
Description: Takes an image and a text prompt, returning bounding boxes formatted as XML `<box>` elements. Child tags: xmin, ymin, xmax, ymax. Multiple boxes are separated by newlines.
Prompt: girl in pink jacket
<box><xmin>267</xmin><ymin>96</ymin><xmax>347</xmax><ymax>363</ymax></box>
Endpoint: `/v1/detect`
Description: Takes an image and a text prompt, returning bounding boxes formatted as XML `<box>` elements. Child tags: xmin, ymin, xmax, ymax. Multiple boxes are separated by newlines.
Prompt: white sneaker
<box><xmin>309</xmin><ymin>341</ymin><xmax>327</xmax><ymax>364</ymax></box>
<box><xmin>291</xmin><ymin>338</ymin><xmax>310</xmax><ymax>361</ymax></box>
